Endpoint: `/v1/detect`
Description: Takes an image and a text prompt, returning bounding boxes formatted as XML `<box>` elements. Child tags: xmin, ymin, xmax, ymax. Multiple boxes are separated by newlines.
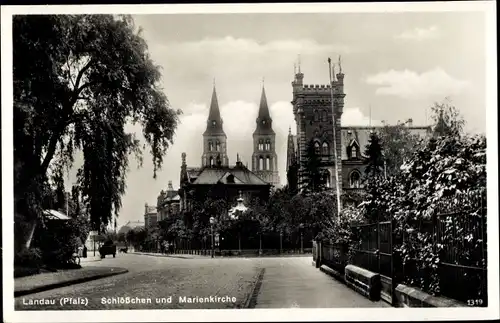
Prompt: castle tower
<box><xmin>290</xmin><ymin>56</ymin><xmax>345</xmax><ymax>192</ymax></box>
<box><xmin>252</xmin><ymin>83</ymin><xmax>280</xmax><ymax>187</ymax></box>
<box><xmin>202</xmin><ymin>83</ymin><xmax>229</xmax><ymax>167</ymax></box>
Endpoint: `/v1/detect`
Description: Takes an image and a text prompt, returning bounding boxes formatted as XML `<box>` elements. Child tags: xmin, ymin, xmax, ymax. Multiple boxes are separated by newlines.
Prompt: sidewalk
<box><xmin>80</xmin><ymin>255</ymin><xmax>101</xmax><ymax>263</ymax></box>
<box><xmin>14</xmin><ymin>266</ymin><xmax>128</xmax><ymax>297</ymax></box>
<box><xmin>252</xmin><ymin>257</ymin><xmax>390</xmax><ymax>308</ymax></box>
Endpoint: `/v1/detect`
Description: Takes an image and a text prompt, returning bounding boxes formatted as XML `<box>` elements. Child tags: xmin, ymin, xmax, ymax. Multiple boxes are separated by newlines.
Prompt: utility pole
<box><xmin>328</xmin><ymin>57</ymin><xmax>342</xmax><ymax>217</ymax></box>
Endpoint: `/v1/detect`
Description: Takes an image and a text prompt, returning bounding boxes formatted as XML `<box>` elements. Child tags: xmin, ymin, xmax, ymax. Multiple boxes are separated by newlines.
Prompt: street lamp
<box><xmin>209</xmin><ymin>216</ymin><xmax>216</xmax><ymax>258</ymax></box>
<box><xmin>299</xmin><ymin>223</ymin><xmax>304</xmax><ymax>254</ymax></box>
<box><xmin>279</xmin><ymin>230</ymin><xmax>283</xmax><ymax>254</ymax></box>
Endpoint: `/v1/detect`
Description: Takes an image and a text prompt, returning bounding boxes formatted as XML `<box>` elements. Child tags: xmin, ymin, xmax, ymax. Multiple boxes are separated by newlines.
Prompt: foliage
<box><xmin>32</xmin><ymin>216</ymin><xmax>89</xmax><ymax>267</ymax></box>
<box><xmin>431</xmin><ymin>98</ymin><xmax>466</xmax><ymax>137</ymax></box>
<box><xmin>358</xmin><ymin>132</ymin><xmax>486</xmax><ymax>297</ymax></box>
<box><xmin>378</xmin><ymin>121</ymin><xmax>424</xmax><ymax>177</ymax></box>
<box><xmin>14</xmin><ymin>247</ymin><xmax>43</xmax><ymax>269</ymax></box>
<box><xmin>13</xmin><ymin>15</ymin><xmax>180</xmax><ymax>250</ymax></box>
<box><xmin>362</xmin><ymin>131</ymin><xmax>386</xmax><ymax>223</ymax></box>
<box><xmin>286</xmin><ymin>162</ymin><xmax>299</xmax><ymax>196</ymax></box>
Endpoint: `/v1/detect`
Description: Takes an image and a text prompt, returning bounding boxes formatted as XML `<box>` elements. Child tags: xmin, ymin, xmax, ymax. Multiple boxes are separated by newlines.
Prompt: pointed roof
<box><xmin>258</xmin><ymin>86</ymin><xmax>271</xmax><ymax>119</ymax></box>
<box><xmin>204</xmin><ymin>85</ymin><xmax>225</xmax><ymax>136</ymax></box>
<box><xmin>253</xmin><ymin>85</ymin><xmax>275</xmax><ymax>135</ymax></box>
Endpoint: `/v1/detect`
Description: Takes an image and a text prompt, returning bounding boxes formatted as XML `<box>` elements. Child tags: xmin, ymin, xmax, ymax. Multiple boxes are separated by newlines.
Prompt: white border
<box><xmin>2</xmin><ymin>2</ymin><xmax>498</xmax><ymax>322</ymax></box>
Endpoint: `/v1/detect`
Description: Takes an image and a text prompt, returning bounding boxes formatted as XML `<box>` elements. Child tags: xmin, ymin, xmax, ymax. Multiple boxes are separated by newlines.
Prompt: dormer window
<box><xmin>212</xmin><ymin>121</ymin><xmax>216</xmax><ymax>127</ymax></box>
<box><xmin>347</xmin><ymin>139</ymin><xmax>360</xmax><ymax>160</ymax></box>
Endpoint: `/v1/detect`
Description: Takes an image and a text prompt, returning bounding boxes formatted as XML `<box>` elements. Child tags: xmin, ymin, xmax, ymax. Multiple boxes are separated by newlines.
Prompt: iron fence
<box><xmin>399</xmin><ymin>191</ymin><xmax>487</xmax><ymax>306</ymax></box>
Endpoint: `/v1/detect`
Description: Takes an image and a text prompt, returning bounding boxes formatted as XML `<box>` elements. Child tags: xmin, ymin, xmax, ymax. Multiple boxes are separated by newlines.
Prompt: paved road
<box><xmin>15</xmin><ymin>254</ymin><xmax>388</xmax><ymax>310</ymax></box>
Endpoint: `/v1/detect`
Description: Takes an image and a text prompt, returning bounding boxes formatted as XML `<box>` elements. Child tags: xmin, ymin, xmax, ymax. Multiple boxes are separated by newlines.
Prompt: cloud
<box><xmin>149</xmin><ymin>37</ymin><xmax>351</xmax><ymax>85</ymax></box>
<box><xmin>341</xmin><ymin>107</ymin><xmax>382</xmax><ymax>127</ymax></box>
<box><xmin>395</xmin><ymin>26</ymin><xmax>440</xmax><ymax>41</ymax></box>
<box><xmin>364</xmin><ymin>68</ymin><xmax>470</xmax><ymax>99</ymax></box>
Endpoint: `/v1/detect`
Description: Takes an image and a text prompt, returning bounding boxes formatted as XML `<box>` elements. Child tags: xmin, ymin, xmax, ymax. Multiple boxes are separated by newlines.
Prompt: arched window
<box><xmin>314</xmin><ymin>141</ymin><xmax>321</xmax><ymax>155</ymax></box>
<box><xmin>314</xmin><ymin>110</ymin><xmax>319</xmax><ymax>121</ymax></box>
<box><xmin>216</xmin><ymin>140</ymin><xmax>220</xmax><ymax>152</ymax></box>
<box><xmin>259</xmin><ymin>157</ymin><xmax>264</xmax><ymax>170</ymax></box>
<box><xmin>322</xmin><ymin>110</ymin><xmax>328</xmax><ymax>122</ymax></box>
<box><xmin>258</xmin><ymin>140</ymin><xmax>264</xmax><ymax>151</ymax></box>
<box><xmin>266</xmin><ymin>157</ymin><xmax>271</xmax><ymax>170</ymax></box>
<box><xmin>324</xmin><ymin>170</ymin><xmax>331</xmax><ymax>188</ymax></box>
<box><xmin>209</xmin><ymin>156</ymin><xmax>214</xmax><ymax>167</ymax></box>
<box><xmin>265</xmin><ymin>139</ymin><xmax>271</xmax><ymax>151</ymax></box>
<box><xmin>350</xmin><ymin>171</ymin><xmax>361</xmax><ymax>188</ymax></box>
<box><xmin>322</xmin><ymin>142</ymin><xmax>329</xmax><ymax>156</ymax></box>
<box><xmin>208</xmin><ymin>141</ymin><xmax>213</xmax><ymax>152</ymax></box>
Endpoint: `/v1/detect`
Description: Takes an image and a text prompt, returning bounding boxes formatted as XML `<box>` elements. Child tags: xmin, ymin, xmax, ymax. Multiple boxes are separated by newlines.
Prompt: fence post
<box><xmin>316</xmin><ymin>240</ymin><xmax>321</xmax><ymax>268</ymax></box>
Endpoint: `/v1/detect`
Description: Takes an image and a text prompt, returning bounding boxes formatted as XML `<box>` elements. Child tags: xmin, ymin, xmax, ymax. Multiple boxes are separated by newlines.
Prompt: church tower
<box><xmin>202</xmin><ymin>83</ymin><xmax>229</xmax><ymax>167</ymax></box>
<box><xmin>252</xmin><ymin>83</ymin><xmax>280</xmax><ymax>187</ymax></box>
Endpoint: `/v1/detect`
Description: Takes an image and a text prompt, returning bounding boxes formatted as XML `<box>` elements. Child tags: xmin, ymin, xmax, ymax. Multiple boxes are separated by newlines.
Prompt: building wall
<box><xmin>291</xmin><ymin>69</ymin><xmax>345</xmax><ymax>191</ymax></box>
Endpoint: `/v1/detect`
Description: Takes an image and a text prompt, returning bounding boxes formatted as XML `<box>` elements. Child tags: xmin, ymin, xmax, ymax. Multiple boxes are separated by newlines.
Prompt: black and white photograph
<box><xmin>2</xmin><ymin>2</ymin><xmax>498</xmax><ymax>322</ymax></box>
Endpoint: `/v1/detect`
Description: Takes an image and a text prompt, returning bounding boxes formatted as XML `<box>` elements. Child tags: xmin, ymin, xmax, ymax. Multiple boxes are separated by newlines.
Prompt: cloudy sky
<box><xmin>66</xmin><ymin>11</ymin><xmax>487</xmax><ymax>228</ymax></box>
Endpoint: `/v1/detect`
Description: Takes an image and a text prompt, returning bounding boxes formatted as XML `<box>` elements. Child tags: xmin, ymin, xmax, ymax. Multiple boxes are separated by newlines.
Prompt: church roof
<box><xmin>340</xmin><ymin>126</ymin><xmax>431</xmax><ymax>160</ymax></box>
<box><xmin>191</xmin><ymin>165</ymin><xmax>269</xmax><ymax>186</ymax></box>
<box><xmin>203</xmin><ymin>85</ymin><xmax>225</xmax><ymax>136</ymax></box>
<box><xmin>253</xmin><ymin>86</ymin><xmax>275</xmax><ymax>135</ymax></box>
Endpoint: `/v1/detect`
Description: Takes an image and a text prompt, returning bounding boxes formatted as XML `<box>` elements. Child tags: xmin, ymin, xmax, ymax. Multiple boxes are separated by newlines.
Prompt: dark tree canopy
<box><xmin>14</xmin><ymin>15</ymin><xmax>180</xmax><ymax>244</ymax></box>
<box><xmin>363</xmin><ymin>132</ymin><xmax>385</xmax><ymax>180</ymax></box>
<box><xmin>299</xmin><ymin>140</ymin><xmax>328</xmax><ymax>193</ymax></box>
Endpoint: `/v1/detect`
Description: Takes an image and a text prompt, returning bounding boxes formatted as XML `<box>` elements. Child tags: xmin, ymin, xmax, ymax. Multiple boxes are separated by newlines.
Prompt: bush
<box><xmin>15</xmin><ymin>247</ymin><xmax>42</xmax><ymax>268</ymax></box>
<box><xmin>32</xmin><ymin>217</ymin><xmax>88</xmax><ymax>267</ymax></box>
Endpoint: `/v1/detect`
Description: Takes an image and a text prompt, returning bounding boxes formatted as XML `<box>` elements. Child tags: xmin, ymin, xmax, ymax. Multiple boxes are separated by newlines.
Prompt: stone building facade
<box><xmin>286</xmin><ymin>62</ymin><xmax>431</xmax><ymax>194</ymax></box>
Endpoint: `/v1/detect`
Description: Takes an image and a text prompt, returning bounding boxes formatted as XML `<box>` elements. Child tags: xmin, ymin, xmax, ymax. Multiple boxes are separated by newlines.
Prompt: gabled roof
<box><xmin>340</xmin><ymin>126</ymin><xmax>431</xmax><ymax>160</ymax></box>
<box><xmin>192</xmin><ymin>166</ymin><xmax>269</xmax><ymax>186</ymax></box>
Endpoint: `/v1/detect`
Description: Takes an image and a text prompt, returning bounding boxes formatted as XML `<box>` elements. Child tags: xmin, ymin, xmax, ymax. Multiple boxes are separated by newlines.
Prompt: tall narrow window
<box><xmin>352</xmin><ymin>145</ymin><xmax>359</xmax><ymax>159</ymax></box>
<box><xmin>322</xmin><ymin>142</ymin><xmax>329</xmax><ymax>156</ymax></box>
<box><xmin>314</xmin><ymin>110</ymin><xmax>319</xmax><ymax>121</ymax></box>
<box><xmin>216</xmin><ymin>140</ymin><xmax>220</xmax><ymax>152</ymax></box>
<box><xmin>258</xmin><ymin>140</ymin><xmax>264</xmax><ymax>151</ymax></box>
<box><xmin>265</xmin><ymin>139</ymin><xmax>271</xmax><ymax>151</ymax></box>
<box><xmin>266</xmin><ymin>157</ymin><xmax>271</xmax><ymax>170</ymax></box>
<box><xmin>259</xmin><ymin>157</ymin><xmax>264</xmax><ymax>170</ymax></box>
<box><xmin>209</xmin><ymin>156</ymin><xmax>214</xmax><ymax>166</ymax></box>
<box><xmin>208</xmin><ymin>141</ymin><xmax>213</xmax><ymax>152</ymax></box>
<box><xmin>314</xmin><ymin>142</ymin><xmax>321</xmax><ymax>155</ymax></box>
<box><xmin>322</xmin><ymin>110</ymin><xmax>328</xmax><ymax>122</ymax></box>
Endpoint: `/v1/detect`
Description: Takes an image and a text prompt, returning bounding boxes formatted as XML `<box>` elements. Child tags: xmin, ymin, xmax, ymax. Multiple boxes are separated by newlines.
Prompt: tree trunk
<box><xmin>22</xmin><ymin>218</ymin><xmax>37</xmax><ymax>250</ymax></box>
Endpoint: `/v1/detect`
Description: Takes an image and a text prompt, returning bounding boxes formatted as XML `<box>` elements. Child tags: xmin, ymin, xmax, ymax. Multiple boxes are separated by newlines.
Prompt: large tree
<box><xmin>299</xmin><ymin>140</ymin><xmax>328</xmax><ymax>193</ymax></box>
<box><xmin>378</xmin><ymin>121</ymin><xmax>423</xmax><ymax>177</ymax></box>
<box><xmin>431</xmin><ymin>98</ymin><xmax>466</xmax><ymax>137</ymax></box>
<box><xmin>362</xmin><ymin>131</ymin><xmax>386</xmax><ymax>222</ymax></box>
<box><xmin>14</xmin><ymin>15</ymin><xmax>180</xmax><ymax>250</ymax></box>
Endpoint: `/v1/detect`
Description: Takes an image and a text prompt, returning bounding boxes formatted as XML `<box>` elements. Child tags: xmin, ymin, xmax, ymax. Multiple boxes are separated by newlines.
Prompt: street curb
<box><xmin>243</xmin><ymin>268</ymin><xmax>265</xmax><ymax>308</ymax></box>
<box><xmin>319</xmin><ymin>265</ymin><xmax>346</xmax><ymax>283</ymax></box>
<box><xmin>132</xmin><ymin>252</ymin><xmax>202</xmax><ymax>259</ymax></box>
<box><xmin>14</xmin><ymin>268</ymin><xmax>129</xmax><ymax>297</ymax></box>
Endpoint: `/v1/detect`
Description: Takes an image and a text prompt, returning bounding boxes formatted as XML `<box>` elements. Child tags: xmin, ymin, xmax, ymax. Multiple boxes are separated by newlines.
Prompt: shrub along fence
<box><xmin>315</xmin><ymin>191</ymin><xmax>487</xmax><ymax>307</ymax></box>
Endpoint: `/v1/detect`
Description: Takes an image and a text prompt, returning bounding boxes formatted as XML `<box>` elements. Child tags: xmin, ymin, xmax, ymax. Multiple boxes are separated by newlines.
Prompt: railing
<box><xmin>399</xmin><ymin>191</ymin><xmax>487</xmax><ymax>306</ymax></box>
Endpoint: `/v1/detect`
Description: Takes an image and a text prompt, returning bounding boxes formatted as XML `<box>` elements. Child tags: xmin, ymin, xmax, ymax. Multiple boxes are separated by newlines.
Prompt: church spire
<box><xmin>253</xmin><ymin>84</ymin><xmax>275</xmax><ymax>135</ymax></box>
<box><xmin>204</xmin><ymin>83</ymin><xmax>225</xmax><ymax>135</ymax></box>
